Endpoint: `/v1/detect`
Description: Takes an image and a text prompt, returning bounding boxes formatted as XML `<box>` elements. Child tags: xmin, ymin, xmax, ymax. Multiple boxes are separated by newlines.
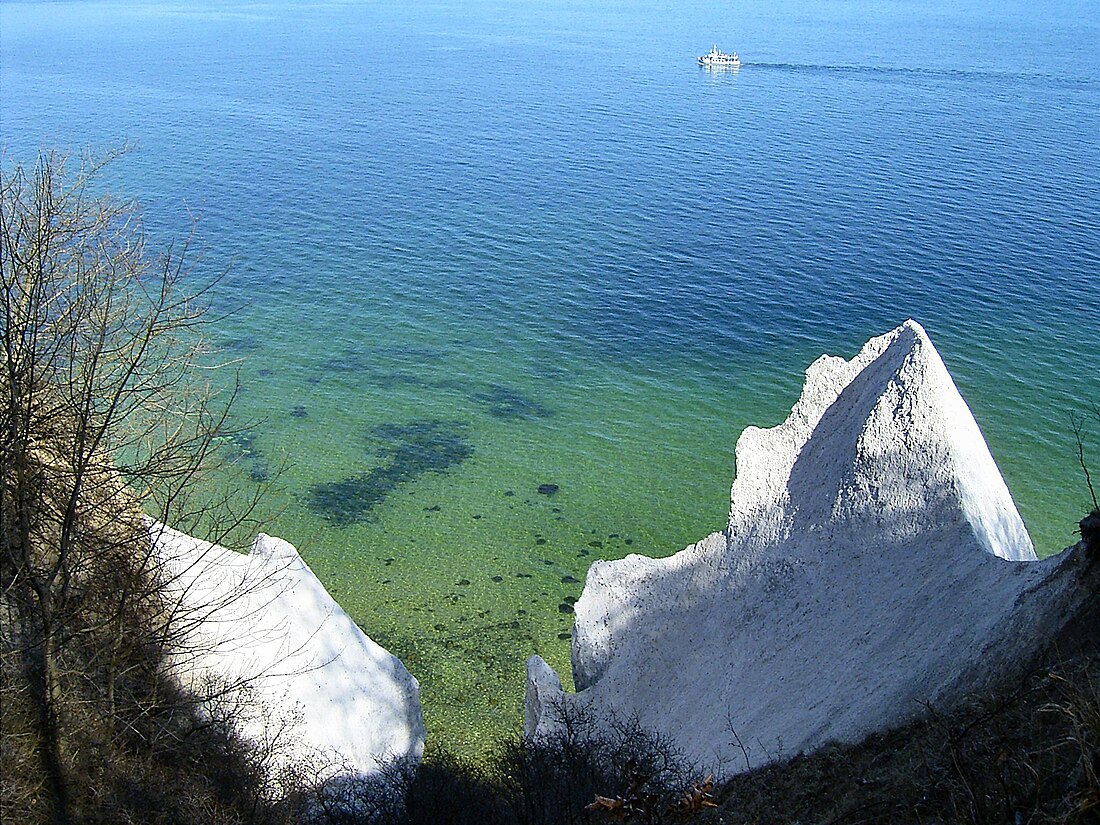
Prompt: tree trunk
<box><xmin>30</xmin><ymin>622</ymin><xmax>71</xmax><ymax>824</ymax></box>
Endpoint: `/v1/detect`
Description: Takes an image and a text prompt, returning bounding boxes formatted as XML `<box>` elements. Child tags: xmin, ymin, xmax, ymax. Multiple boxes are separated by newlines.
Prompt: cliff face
<box><xmin>152</xmin><ymin>524</ymin><xmax>424</xmax><ymax>784</ymax></box>
<box><xmin>526</xmin><ymin>321</ymin><xmax>1079</xmax><ymax>775</ymax></box>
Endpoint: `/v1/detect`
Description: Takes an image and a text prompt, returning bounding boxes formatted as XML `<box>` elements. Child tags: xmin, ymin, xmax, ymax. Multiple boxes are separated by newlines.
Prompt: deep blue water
<box><xmin>3</xmin><ymin>0</ymin><xmax>1098</xmax><ymax>747</ymax></box>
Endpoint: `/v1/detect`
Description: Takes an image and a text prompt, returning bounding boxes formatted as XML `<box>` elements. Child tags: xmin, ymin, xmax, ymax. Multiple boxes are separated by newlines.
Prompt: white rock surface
<box><xmin>526</xmin><ymin>321</ymin><xmax>1076</xmax><ymax>774</ymax></box>
<box><xmin>152</xmin><ymin>523</ymin><xmax>424</xmax><ymax>782</ymax></box>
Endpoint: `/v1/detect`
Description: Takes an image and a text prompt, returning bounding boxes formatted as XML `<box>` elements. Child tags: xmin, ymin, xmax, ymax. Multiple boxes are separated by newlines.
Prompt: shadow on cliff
<box><xmin>706</xmin><ymin>544</ymin><xmax>1100</xmax><ymax>825</ymax></box>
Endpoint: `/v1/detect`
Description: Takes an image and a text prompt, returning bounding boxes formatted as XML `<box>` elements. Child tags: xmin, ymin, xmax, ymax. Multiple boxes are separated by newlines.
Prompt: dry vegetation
<box><xmin>1</xmin><ymin>150</ymin><xmax>271</xmax><ymax>823</ymax></box>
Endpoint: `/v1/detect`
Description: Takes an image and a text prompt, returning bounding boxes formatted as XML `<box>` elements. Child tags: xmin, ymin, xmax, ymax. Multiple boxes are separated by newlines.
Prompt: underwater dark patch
<box><xmin>218</xmin><ymin>430</ymin><xmax>258</xmax><ymax>460</ymax></box>
<box><xmin>248</xmin><ymin>461</ymin><xmax>270</xmax><ymax>483</ymax></box>
<box><xmin>217</xmin><ymin>430</ymin><xmax>266</xmax><ymax>482</ymax></box>
<box><xmin>361</xmin><ymin>370</ymin><xmax>435</xmax><ymax>390</ymax></box>
<box><xmin>306</xmin><ymin>419</ymin><xmax>474</xmax><ymax>526</ymax></box>
<box><xmin>537</xmin><ymin>483</ymin><xmax>559</xmax><ymax>496</ymax></box>
<box><xmin>306</xmin><ymin>474</ymin><xmax>389</xmax><ymax>527</ymax></box>
<box><xmin>473</xmin><ymin>383</ymin><xmax>553</xmax><ymax>420</ymax></box>
<box><xmin>316</xmin><ymin>349</ymin><xmax>372</xmax><ymax>375</ymax></box>
<box><xmin>314</xmin><ymin>352</ymin><xmax>394</xmax><ymax>386</ymax></box>
<box><xmin>530</xmin><ymin>362</ymin><xmax>575</xmax><ymax>382</ymax></box>
<box><xmin>315</xmin><ymin>345</ymin><xmax>464</xmax><ymax>391</ymax></box>
<box><xmin>216</xmin><ymin>334</ymin><xmax>262</xmax><ymax>352</ymax></box>
<box><xmin>370</xmin><ymin>419</ymin><xmax>474</xmax><ymax>469</ymax></box>
<box><xmin>373</xmin><ymin>344</ymin><xmax>449</xmax><ymax>363</ymax></box>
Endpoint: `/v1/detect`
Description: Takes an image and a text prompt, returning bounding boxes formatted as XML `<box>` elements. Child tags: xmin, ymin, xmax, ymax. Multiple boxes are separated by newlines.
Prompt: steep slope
<box><xmin>526</xmin><ymin>321</ymin><xmax>1077</xmax><ymax>774</ymax></box>
<box><xmin>153</xmin><ymin>523</ymin><xmax>425</xmax><ymax>783</ymax></box>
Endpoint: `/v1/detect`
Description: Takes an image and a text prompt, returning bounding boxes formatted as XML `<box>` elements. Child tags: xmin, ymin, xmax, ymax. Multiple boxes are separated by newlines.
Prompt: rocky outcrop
<box><xmin>526</xmin><ymin>321</ymin><xmax>1082</xmax><ymax>775</ymax></box>
<box><xmin>152</xmin><ymin>524</ymin><xmax>424</xmax><ymax>783</ymax></box>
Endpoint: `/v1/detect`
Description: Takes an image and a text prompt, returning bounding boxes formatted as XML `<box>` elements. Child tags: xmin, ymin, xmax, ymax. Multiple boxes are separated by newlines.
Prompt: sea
<box><xmin>2</xmin><ymin>0</ymin><xmax>1098</xmax><ymax>753</ymax></box>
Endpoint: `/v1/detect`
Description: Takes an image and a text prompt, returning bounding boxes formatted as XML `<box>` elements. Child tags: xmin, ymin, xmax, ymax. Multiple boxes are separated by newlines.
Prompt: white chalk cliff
<box><xmin>526</xmin><ymin>321</ymin><xmax>1080</xmax><ymax>774</ymax></box>
<box><xmin>152</xmin><ymin>523</ymin><xmax>424</xmax><ymax>782</ymax></box>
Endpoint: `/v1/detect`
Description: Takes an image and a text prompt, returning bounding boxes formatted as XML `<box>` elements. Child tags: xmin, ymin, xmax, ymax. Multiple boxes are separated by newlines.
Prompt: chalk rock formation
<box><xmin>152</xmin><ymin>523</ymin><xmax>424</xmax><ymax>781</ymax></box>
<box><xmin>526</xmin><ymin>321</ymin><xmax>1080</xmax><ymax>774</ymax></box>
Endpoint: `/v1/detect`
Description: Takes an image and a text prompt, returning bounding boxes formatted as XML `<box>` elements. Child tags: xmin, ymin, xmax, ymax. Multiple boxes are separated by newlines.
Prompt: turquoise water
<box><xmin>3</xmin><ymin>0</ymin><xmax>1098</xmax><ymax>752</ymax></box>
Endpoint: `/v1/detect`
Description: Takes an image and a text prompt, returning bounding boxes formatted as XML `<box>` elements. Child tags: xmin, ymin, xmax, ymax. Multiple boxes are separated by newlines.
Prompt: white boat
<box><xmin>698</xmin><ymin>45</ymin><xmax>741</xmax><ymax>68</ymax></box>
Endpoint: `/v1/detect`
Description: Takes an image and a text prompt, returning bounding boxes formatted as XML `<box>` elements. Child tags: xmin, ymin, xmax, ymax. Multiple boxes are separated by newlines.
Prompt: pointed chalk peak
<box><xmin>254</xmin><ymin>532</ymin><xmax>291</xmax><ymax>556</ymax></box>
<box><xmin>526</xmin><ymin>323</ymin><xmax>1048</xmax><ymax>776</ymax></box>
<box><xmin>728</xmin><ymin>320</ymin><xmax>1034</xmax><ymax>561</ymax></box>
<box><xmin>252</xmin><ymin>532</ymin><xmax>305</xmax><ymax>566</ymax></box>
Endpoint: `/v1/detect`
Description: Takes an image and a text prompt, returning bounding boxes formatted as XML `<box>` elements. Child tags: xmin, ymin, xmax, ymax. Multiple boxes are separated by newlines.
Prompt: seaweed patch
<box><xmin>361</xmin><ymin>370</ymin><xmax>435</xmax><ymax>390</ymax></box>
<box><xmin>218</xmin><ymin>430</ymin><xmax>259</xmax><ymax>461</ymax></box>
<box><xmin>373</xmin><ymin>344</ymin><xmax>449</xmax><ymax>364</ymax></box>
<box><xmin>473</xmin><ymin>383</ymin><xmax>553</xmax><ymax>420</ymax></box>
<box><xmin>317</xmin><ymin>343</ymin><xmax>453</xmax><ymax>381</ymax></box>
<box><xmin>248</xmin><ymin>461</ymin><xmax>271</xmax><ymax>483</ymax></box>
<box><xmin>214</xmin><ymin>430</ymin><xmax>271</xmax><ymax>484</ymax></box>
<box><xmin>215</xmin><ymin>334</ymin><xmax>262</xmax><ymax>352</ymax></box>
<box><xmin>306</xmin><ymin>419</ymin><xmax>474</xmax><ymax>526</ymax></box>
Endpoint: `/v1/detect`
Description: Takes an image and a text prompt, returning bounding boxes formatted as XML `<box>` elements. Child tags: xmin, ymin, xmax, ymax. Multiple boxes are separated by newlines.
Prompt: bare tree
<box><xmin>0</xmin><ymin>151</ymin><xmax>271</xmax><ymax>823</ymax></box>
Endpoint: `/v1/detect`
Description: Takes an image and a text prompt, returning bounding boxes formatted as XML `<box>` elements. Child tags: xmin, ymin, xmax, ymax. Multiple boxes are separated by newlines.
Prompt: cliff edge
<box><xmin>152</xmin><ymin>523</ymin><xmax>425</xmax><ymax>784</ymax></box>
<box><xmin>526</xmin><ymin>321</ymin><xmax>1082</xmax><ymax>775</ymax></box>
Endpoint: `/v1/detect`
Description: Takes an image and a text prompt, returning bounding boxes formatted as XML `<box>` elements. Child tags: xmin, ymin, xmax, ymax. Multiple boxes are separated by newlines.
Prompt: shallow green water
<box><xmin>3</xmin><ymin>0</ymin><xmax>1098</xmax><ymax>754</ymax></box>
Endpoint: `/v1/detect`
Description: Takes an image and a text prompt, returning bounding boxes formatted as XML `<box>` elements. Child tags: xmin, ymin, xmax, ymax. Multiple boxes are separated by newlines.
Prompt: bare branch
<box><xmin>1071</xmin><ymin>411</ymin><xmax>1099</xmax><ymax>512</ymax></box>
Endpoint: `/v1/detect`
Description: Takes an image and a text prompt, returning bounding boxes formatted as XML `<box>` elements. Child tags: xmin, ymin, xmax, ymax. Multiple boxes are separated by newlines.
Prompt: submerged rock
<box><xmin>525</xmin><ymin>321</ymin><xmax>1084</xmax><ymax>775</ymax></box>
<box><xmin>152</xmin><ymin>523</ymin><xmax>424</xmax><ymax>784</ymax></box>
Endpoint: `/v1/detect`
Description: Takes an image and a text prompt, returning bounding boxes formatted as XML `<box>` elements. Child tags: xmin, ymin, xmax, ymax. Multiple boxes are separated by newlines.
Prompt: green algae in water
<box><xmin>307</xmin><ymin>419</ymin><xmax>474</xmax><ymax>526</ymax></box>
